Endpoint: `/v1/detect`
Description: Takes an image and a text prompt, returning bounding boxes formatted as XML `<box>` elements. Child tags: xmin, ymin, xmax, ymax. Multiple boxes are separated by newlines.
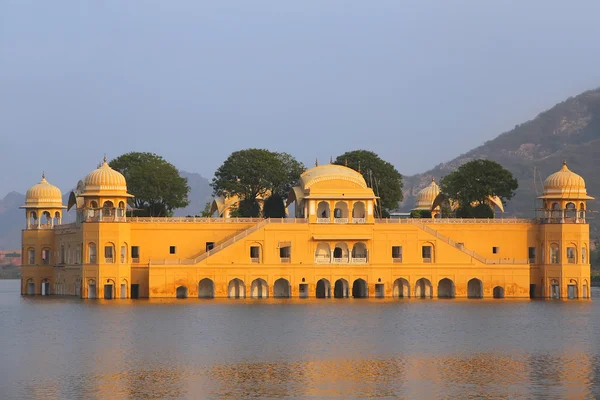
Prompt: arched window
<box><xmin>565</xmin><ymin>202</ymin><xmax>576</xmax><ymax>222</ymax></box>
<box><xmin>41</xmin><ymin>211</ymin><xmax>51</xmax><ymax>227</ymax></box>
<box><xmin>27</xmin><ymin>248</ymin><xmax>35</xmax><ymax>265</ymax></box>
<box><xmin>88</xmin><ymin>243</ymin><xmax>97</xmax><ymax>264</ymax></box>
<box><xmin>352</xmin><ymin>202</ymin><xmax>366</xmax><ymax>222</ymax></box>
<box><xmin>54</xmin><ymin>211</ymin><xmax>61</xmax><ymax>226</ymax></box>
<box><xmin>29</xmin><ymin>211</ymin><xmax>37</xmax><ymax>228</ymax></box>
<box><xmin>41</xmin><ymin>248</ymin><xmax>51</xmax><ymax>265</ymax></box>
<box><xmin>551</xmin><ymin>203</ymin><xmax>561</xmax><ymax>220</ymax></box>
<box><xmin>422</xmin><ymin>243</ymin><xmax>434</xmax><ymax>263</ymax></box>
<box><xmin>121</xmin><ymin>244</ymin><xmax>127</xmax><ymax>263</ymax></box>
<box><xmin>104</xmin><ymin>243</ymin><xmax>115</xmax><ymax>263</ymax></box>
<box><xmin>333</xmin><ymin>201</ymin><xmax>349</xmax><ymax>221</ymax></box>
<box><xmin>67</xmin><ymin>245</ymin><xmax>72</xmax><ymax>264</ymax></box>
<box><xmin>550</xmin><ymin>243</ymin><xmax>559</xmax><ymax>264</ymax></box>
<box><xmin>351</xmin><ymin>242</ymin><xmax>367</xmax><ymax>262</ymax></box>
<box><xmin>317</xmin><ymin>202</ymin><xmax>330</xmax><ymax>221</ymax></box>
<box><xmin>118</xmin><ymin>201</ymin><xmax>126</xmax><ymax>217</ymax></box>
<box><xmin>582</xmin><ymin>245</ymin><xmax>587</xmax><ymax>264</ymax></box>
<box><xmin>103</xmin><ymin>201</ymin><xmax>114</xmax><ymax>217</ymax></box>
<box><xmin>566</xmin><ymin>245</ymin><xmax>577</xmax><ymax>264</ymax></box>
<box><xmin>315</xmin><ymin>243</ymin><xmax>331</xmax><ymax>263</ymax></box>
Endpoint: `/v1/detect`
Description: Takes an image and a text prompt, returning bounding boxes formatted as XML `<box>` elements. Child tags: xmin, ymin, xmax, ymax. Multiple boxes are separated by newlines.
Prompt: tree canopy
<box><xmin>440</xmin><ymin>159</ymin><xmax>518</xmax><ymax>208</ymax></box>
<box><xmin>333</xmin><ymin>150</ymin><xmax>403</xmax><ymax>217</ymax></box>
<box><xmin>109</xmin><ymin>152</ymin><xmax>190</xmax><ymax>217</ymax></box>
<box><xmin>211</xmin><ymin>149</ymin><xmax>304</xmax><ymax>216</ymax></box>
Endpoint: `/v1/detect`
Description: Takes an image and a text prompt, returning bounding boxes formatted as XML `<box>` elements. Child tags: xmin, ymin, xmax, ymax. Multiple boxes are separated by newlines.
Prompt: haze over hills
<box><xmin>400</xmin><ymin>87</ymin><xmax>600</xmax><ymax>238</ymax></box>
<box><xmin>2</xmin><ymin>88</ymin><xmax>600</xmax><ymax>249</ymax></box>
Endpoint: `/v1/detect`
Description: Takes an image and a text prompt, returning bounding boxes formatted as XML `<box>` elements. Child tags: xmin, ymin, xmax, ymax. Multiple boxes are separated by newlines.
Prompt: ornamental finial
<box><xmin>103</xmin><ymin>154</ymin><xmax>107</xmax><ymax>163</ymax></box>
<box><xmin>315</xmin><ymin>158</ymin><xmax>318</xmax><ymax>167</ymax></box>
<box><xmin>330</xmin><ymin>156</ymin><xmax>333</xmax><ymax>164</ymax></box>
<box><xmin>42</xmin><ymin>171</ymin><xmax>45</xmax><ymax>180</ymax></box>
<box><xmin>563</xmin><ymin>159</ymin><xmax>567</xmax><ymax>166</ymax></box>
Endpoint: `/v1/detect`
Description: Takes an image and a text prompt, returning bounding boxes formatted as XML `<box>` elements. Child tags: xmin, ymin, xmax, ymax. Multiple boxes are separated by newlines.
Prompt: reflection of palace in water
<box><xmin>20</xmin><ymin>158</ymin><xmax>592</xmax><ymax>299</ymax></box>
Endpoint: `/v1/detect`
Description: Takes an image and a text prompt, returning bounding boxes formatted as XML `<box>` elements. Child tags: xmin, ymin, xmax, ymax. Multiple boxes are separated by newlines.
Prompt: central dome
<box><xmin>542</xmin><ymin>161</ymin><xmax>588</xmax><ymax>198</ymax></box>
<box><xmin>83</xmin><ymin>157</ymin><xmax>129</xmax><ymax>194</ymax></box>
<box><xmin>299</xmin><ymin>164</ymin><xmax>367</xmax><ymax>190</ymax></box>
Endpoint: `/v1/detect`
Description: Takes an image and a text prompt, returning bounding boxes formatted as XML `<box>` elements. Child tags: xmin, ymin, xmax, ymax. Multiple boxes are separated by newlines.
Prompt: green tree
<box><xmin>200</xmin><ymin>202</ymin><xmax>212</xmax><ymax>217</ymax></box>
<box><xmin>456</xmin><ymin>204</ymin><xmax>494</xmax><ymax>218</ymax></box>
<box><xmin>410</xmin><ymin>209</ymin><xmax>432</xmax><ymax>218</ymax></box>
<box><xmin>333</xmin><ymin>150</ymin><xmax>403</xmax><ymax>217</ymax></box>
<box><xmin>212</xmin><ymin>149</ymin><xmax>304</xmax><ymax>217</ymax></box>
<box><xmin>263</xmin><ymin>195</ymin><xmax>287</xmax><ymax>218</ymax></box>
<box><xmin>109</xmin><ymin>152</ymin><xmax>190</xmax><ymax>217</ymax></box>
<box><xmin>440</xmin><ymin>159</ymin><xmax>518</xmax><ymax>208</ymax></box>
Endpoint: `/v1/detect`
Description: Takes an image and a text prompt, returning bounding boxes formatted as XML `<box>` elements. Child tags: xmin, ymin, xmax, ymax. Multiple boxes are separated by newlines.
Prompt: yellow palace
<box><xmin>20</xmin><ymin>159</ymin><xmax>592</xmax><ymax>300</ymax></box>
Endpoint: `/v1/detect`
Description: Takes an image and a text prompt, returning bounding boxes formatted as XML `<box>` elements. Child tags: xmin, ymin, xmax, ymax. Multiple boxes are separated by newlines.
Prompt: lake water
<box><xmin>1</xmin><ymin>279</ymin><xmax>599</xmax><ymax>399</ymax></box>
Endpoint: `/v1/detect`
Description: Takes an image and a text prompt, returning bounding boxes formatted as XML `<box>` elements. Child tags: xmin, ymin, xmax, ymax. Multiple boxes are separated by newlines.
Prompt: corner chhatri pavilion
<box><xmin>20</xmin><ymin>159</ymin><xmax>592</xmax><ymax>300</ymax></box>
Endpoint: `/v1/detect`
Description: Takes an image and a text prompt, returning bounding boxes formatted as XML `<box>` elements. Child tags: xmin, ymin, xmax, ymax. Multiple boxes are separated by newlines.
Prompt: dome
<box><xmin>414</xmin><ymin>178</ymin><xmax>440</xmax><ymax>210</ymax></box>
<box><xmin>83</xmin><ymin>157</ymin><xmax>130</xmax><ymax>195</ymax></box>
<box><xmin>23</xmin><ymin>174</ymin><xmax>64</xmax><ymax>208</ymax></box>
<box><xmin>541</xmin><ymin>161</ymin><xmax>591</xmax><ymax>199</ymax></box>
<box><xmin>299</xmin><ymin>164</ymin><xmax>367</xmax><ymax>190</ymax></box>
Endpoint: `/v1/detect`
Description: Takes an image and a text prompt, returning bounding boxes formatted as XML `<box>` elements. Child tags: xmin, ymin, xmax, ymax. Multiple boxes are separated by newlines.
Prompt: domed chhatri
<box><xmin>83</xmin><ymin>156</ymin><xmax>132</xmax><ymax>196</ymax></box>
<box><xmin>23</xmin><ymin>173</ymin><xmax>64</xmax><ymax>208</ymax></box>
<box><xmin>415</xmin><ymin>178</ymin><xmax>440</xmax><ymax>209</ymax></box>
<box><xmin>542</xmin><ymin>160</ymin><xmax>590</xmax><ymax>198</ymax></box>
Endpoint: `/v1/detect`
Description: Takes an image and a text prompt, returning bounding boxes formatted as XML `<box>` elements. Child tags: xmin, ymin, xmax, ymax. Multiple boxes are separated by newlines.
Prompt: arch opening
<box><xmin>198</xmin><ymin>278</ymin><xmax>215</xmax><ymax>298</ymax></box>
<box><xmin>228</xmin><ymin>278</ymin><xmax>245</xmax><ymax>299</ymax></box>
<box><xmin>316</xmin><ymin>278</ymin><xmax>331</xmax><ymax>298</ymax></box>
<box><xmin>333</xmin><ymin>242</ymin><xmax>349</xmax><ymax>262</ymax></box>
<box><xmin>493</xmin><ymin>286</ymin><xmax>505</xmax><ymax>299</ymax></box>
<box><xmin>334</xmin><ymin>279</ymin><xmax>349</xmax><ymax>298</ymax></box>
<box><xmin>251</xmin><ymin>278</ymin><xmax>268</xmax><ymax>299</ymax></box>
<box><xmin>392</xmin><ymin>278</ymin><xmax>410</xmax><ymax>298</ymax></box>
<box><xmin>352</xmin><ymin>278</ymin><xmax>368</xmax><ymax>298</ymax></box>
<box><xmin>176</xmin><ymin>286</ymin><xmax>188</xmax><ymax>299</ymax></box>
<box><xmin>415</xmin><ymin>278</ymin><xmax>432</xmax><ymax>298</ymax></box>
<box><xmin>351</xmin><ymin>242</ymin><xmax>367</xmax><ymax>262</ymax></box>
<box><xmin>467</xmin><ymin>278</ymin><xmax>483</xmax><ymax>298</ymax></box>
<box><xmin>333</xmin><ymin>201</ymin><xmax>349</xmax><ymax>221</ymax></box>
<box><xmin>273</xmin><ymin>278</ymin><xmax>291</xmax><ymax>298</ymax></box>
<box><xmin>317</xmin><ymin>201</ymin><xmax>330</xmax><ymax>220</ymax></box>
<box><xmin>315</xmin><ymin>242</ymin><xmax>331</xmax><ymax>264</ymax></box>
<box><xmin>438</xmin><ymin>278</ymin><xmax>455</xmax><ymax>298</ymax></box>
<box><xmin>352</xmin><ymin>201</ymin><xmax>366</xmax><ymax>221</ymax></box>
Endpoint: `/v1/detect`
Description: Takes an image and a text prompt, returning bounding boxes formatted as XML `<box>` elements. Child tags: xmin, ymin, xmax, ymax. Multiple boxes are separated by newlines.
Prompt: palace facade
<box><xmin>20</xmin><ymin>159</ymin><xmax>592</xmax><ymax>299</ymax></box>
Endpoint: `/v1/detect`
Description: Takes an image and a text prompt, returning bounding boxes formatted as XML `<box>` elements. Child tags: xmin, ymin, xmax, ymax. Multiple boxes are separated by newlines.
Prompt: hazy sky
<box><xmin>2</xmin><ymin>1</ymin><xmax>600</xmax><ymax>195</ymax></box>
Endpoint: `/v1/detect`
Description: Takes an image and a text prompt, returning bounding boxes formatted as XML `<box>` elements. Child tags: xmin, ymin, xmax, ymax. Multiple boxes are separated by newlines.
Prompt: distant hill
<box><xmin>0</xmin><ymin>171</ymin><xmax>213</xmax><ymax>249</ymax></box>
<box><xmin>400</xmin><ymin>88</ymin><xmax>600</xmax><ymax>238</ymax></box>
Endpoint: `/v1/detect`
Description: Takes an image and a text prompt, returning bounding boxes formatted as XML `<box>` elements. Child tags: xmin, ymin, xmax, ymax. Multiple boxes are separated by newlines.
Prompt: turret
<box><xmin>20</xmin><ymin>173</ymin><xmax>66</xmax><ymax>229</ymax></box>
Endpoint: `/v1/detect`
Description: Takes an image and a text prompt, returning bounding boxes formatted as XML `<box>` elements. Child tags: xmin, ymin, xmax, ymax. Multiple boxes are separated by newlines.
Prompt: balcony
<box><xmin>422</xmin><ymin>257</ymin><xmax>432</xmax><ymax>263</ymax></box>
<box><xmin>251</xmin><ymin>257</ymin><xmax>260</xmax><ymax>263</ymax></box>
<box><xmin>317</xmin><ymin>218</ymin><xmax>330</xmax><ymax>224</ymax></box>
<box><xmin>132</xmin><ymin>257</ymin><xmax>140</xmax><ymax>263</ymax></box>
<box><xmin>351</xmin><ymin>257</ymin><xmax>367</xmax><ymax>264</ymax></box>
<box><xmin>567</xmin><ymin>257</ymin><xmax>576</xmax><ymax>264</ymax></box>
<box><xmin>352</xmin><ymin>218</ymin><xmax>366</xmax><ymax>224</ymax></box>
<box><xmin>333</xmin><ymin>257</ymin><xmax>348</xmax><ymax>264</ymax></box>
<box><xmin>105</xmin><ymin>257</ymin><xmax>114</xmax><ymax>264</ymax></box>
<box><xmin>334</xmin><ymin>218</ymin><xmax>348</xmax><ymax>224</ymax></box>
<box><xmin>393</xmin><ymin>257</ymin><xmax>403</xmax><ymax>263</ymax></box>
<box><xmin>315</xmin><ymin>257</ymin><xmax>330</xmax><ymax>264</ymax></box>
<box><xmin>280</xmin><ymin>257</ymin><xmax>291</xmax><ymax>263</ymax></box>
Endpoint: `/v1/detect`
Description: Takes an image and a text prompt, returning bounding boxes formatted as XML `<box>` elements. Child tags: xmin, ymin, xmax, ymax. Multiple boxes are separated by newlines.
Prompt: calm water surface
<box><xmin>1</xmin><ymin>280</ymin><xmax>599</xmax><ymax>399</ymax></box>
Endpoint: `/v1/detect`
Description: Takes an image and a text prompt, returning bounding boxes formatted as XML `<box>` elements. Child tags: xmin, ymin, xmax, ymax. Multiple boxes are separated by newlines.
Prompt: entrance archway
<box><xmin>41</xmin><ymin>279</ymin><xmax>50</xmax><ymax>296</ymax></box>
<box><xmin>273</xmin><ymin>278</ymin><xmax>291</xmax><ymax>298</ymax></box>
<box><xmin>228</xmin><ymin>278</ymin><xmax>245</xmax><ymax>299</ymax></box>
<box><xmin>26</xmin><ymin>279</ymin><xmax>35</xmax><ymax>295</ymax></box>
<box><xmin>176</xmin><ymin>286</ymin><xmax>188</xmax><ymax>299</ymax></box>
<box><xmin>467</xmin><ymin>278</ymin><xmax>483</xmax><ymax>298</ymax></box>
<box><xmin>251</xmin><ymin>278</ymin><xmax>268</xmax><ymax>299</ymax></box>
<box><xmin>493</xmin><ymin>286</ymin><xmax>505</xmax><ymax>298</ymax></box>
<box><xmin>438</xmin><ymin>278</ymin><xmax>455</xmax><ymax>298</ymax></box>
<box><xmin>334</xmin><ymin>279</ymin><xmax>349</xmax><ymax>298</ymax></box>
<box><xmin>198</xmin><ymin>278</ymin><xmax>215</xmax><ymax>298</ymax></box>
<box><xmin>316</xmin><ymin>278</ymin><xmax>331</xmax><ymax>298</ymax></box>
<box><xmin>352</xmin><ymin>279</ymin><xmax>368</xmax><ymax>298</ymax></box>
<box><xmin>393</xmin><ymin>278</ymin><xmax>410</xmax><ymax>298</ymax></box>
<box><xmin>415</xmin><ymin>278</ymin><xmax>432</xmax><ymax>298</ymax></box>
<box><xmin>315</xmin><ymin>243</ymin><xmax>331</xmax><ymax>263</ymax></box>
<box><xmin>88</xmin><ymin>279</ymin><xmax>97</xmax><ymax>299</ymax></box>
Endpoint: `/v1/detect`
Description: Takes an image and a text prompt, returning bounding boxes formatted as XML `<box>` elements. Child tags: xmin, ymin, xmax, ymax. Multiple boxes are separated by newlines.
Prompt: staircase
<box><xmin>150</xmin><ymin>219</ymin><xmax>272</xmax><ymax>265</ymax></box>
<box><xmin>408</xmin><ymin>220</ymin><xmax>527</xmax><ymax>264</ymax></box>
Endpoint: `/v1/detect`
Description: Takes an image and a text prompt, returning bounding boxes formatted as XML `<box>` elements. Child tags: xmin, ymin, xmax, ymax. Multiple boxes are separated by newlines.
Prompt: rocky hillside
<box><xmin>400</xmin><ymin>88</ymin><xmax>600</xmax><ymax>237</ymax></box>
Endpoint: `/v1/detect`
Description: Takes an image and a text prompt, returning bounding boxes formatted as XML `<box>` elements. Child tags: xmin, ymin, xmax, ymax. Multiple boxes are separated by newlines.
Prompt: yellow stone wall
<box><xmin>21</xmin><ymin>217</ymin><xmax>591</xmax><ymax>300</ymax></box>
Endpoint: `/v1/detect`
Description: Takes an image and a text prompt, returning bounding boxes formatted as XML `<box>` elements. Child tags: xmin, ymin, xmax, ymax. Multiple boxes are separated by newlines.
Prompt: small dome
<box><xmin>415</xmin><ymin>178</ymin><xmax>440</xmax><ymax>210</ymax></box>
<box><xmin>84</xmin><ymin>157</ymin><xmax>128</xmax><ymax>194</ymax></box>
<box><xmin>542</xmin><ymin>161</ymin><xmax>588</xmax><ymax>198</ymax></box>
<box><xmin>24</xmin><ymin>174</ymin><xmax>63</xmax><ymax>207</ymax></box>
<box><xmin>299</xmin><ymin>164</ymin><xmax>368</xmax><ymax>190</ymax></box>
